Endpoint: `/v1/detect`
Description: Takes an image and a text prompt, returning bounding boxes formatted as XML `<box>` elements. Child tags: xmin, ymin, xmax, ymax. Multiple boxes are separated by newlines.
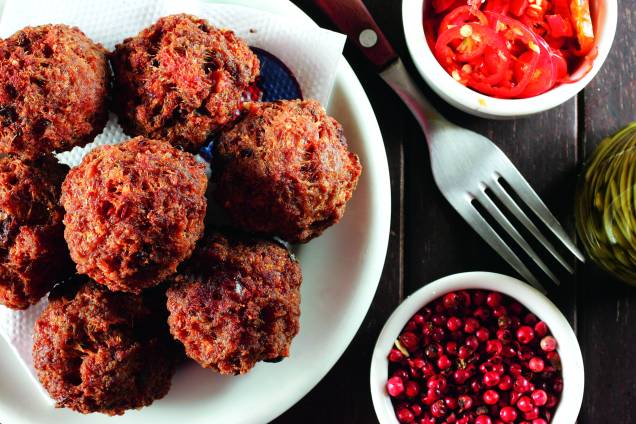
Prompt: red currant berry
<box><xmin>420</xmin><ymin>413</ymin><xmax>436</xmax><ymax>424</ymax></box>
<box><xmin>523</xmin><ymin>406</ymin><xmax>540</xmax><ymax>420</ymax></box>
<box><xmin>473</xmin><ymin>307</ymin><xmax>491</xmax><ymax>321</ymax></box>
<box><xmin>492</xmin><ymin>305</ymin><xmax>507</xmax><ymax>318</ymax></box>
<box><xmin>427</xmin><ymin>375</ymin><xmax>448</xmax><ymax>392</ymax></box>
<box><xmin>523</xmin><ymin>312</ymin><xmax>538</xmax><ymax>325</ymax></box>
<box><xmin>458</xmin><ymin>394</ymin><xmax>473</xmax><ymax>411</ymax></box>
<box><xmin>516</xmin><ymin>396</ymin><xmax>534</xmax><ymax>412</ymax></box>
<box><xmin>498</xmin><ymin>375</ymin><xmax>513</xmax><ymax>391</ymax></box>
<box><xmin>400</xmin><ymin>332</ymin><xmax>419</xmax><ymax>350</ymax></box>
<box><xmin>499</xmin><ymin>406</ymin><xmax>518</xmax><ymax>422</ymax></box>
<box><xmin>411</xmin><ymin>404</ymin><xmax>422</xmax><ymax>417</ymax></box>
<box><xmin>447</xmin><ymin>317</ymin><xmax>463</xmax><ymax>332</ymax></box>
<box><xmin>431</xmin><ymin>399</ymin><xmax>447</xmax><ymax>418</ymax></box>
<box><xmin>464</xmin><ymin>337</ymin><xmax>478</xmax><ymax>351</ymax></box>
<box><xmin>514</xmin><ymin>376</ymin><xmax>532</xmax><ymax>393</ymax></box>
<box><xmin>528</xmin><ymin>357</ymin><xmax>545</xmax><ymax>373</ymax></box>
<box><xmin>540</xmin><ymin>336</ymin><xmax>557</xmax><ymax>352</ymax></box>
<box><xmin>487</xmin><ymin>292</ymin><xmax>502</xmax><ymax>307</ymax></box>
<box><xmin>483</xmin><ymin>389</ymin><xmax>500</xmax><ymax>405</ymax></box>
<box><xmin>464</xmin><ymin>318</ymin><xmax>480</xmax><ymax>333</ymax></box>
<box><xmin>458</xmin><ymin>345</ymin><xmax>474</xmax><ymax>360</ymax></box>
<box><xmin>486</xmin><ymin>340</ymin><xmax>503</xmax><ymax>355</ymax></box>
<box><xmin>445</xmin><ymin>396</ymin><xmax>458</xmax><ymax>410</ymax></box>
<box><xmin>397</xmin><ymin>407</ymin><xmax>415</xmax><ymax>423</ymax></box>
<box><xmin>454</xmin><ymin>369</ymin><xmax>470</xmax><ymax>384</ymax></box>
<box><xmin>387</xmin><ymin>376</ymin><xmax>404</xmax><ymax>397</ymax></box>
<box><xmin>389</xmin><ymin>349</ymin><xmax>404</xmax><ymax>362</ymax></box>
<box><xmin>509</xmin><ymin>363</ymin><xmax>523</xmax><ymax>376</ymax></box>
<box><xmin>531</xmin><ymin>389</ymin><xmax>547</xmax><ymax>406</ymax></box>
<box><xmin>476</xmin><ymin>327</ymin><xmax>490</xmax><ymax>341</ymax></box>
<box><xmin>443</xmin><ymin>292</ymin><xmax>459</xmax><ymax>309</ymax></box>
<box><xmin>483</xmin><ymin>371</ymin><xmax>501</xmax><ymax>387</ymax></box>
<box><xmin>533</xmin><ymin>321</ymin><xmax>548</xmax><ymax>337</ymax></box>
<box><xmin>475</xmin><ymin>415</ymin><xmax>493</xmax><ymax>424</ymax></box>
<box><xmin>516</xmin><ymin>326</ymin><xmax>535</xmax><ymax>344</ymax></box>
<box><xmin>446</xmin><ymin>341</ymin><xmax>459</xmax><ymax>355</ymax></box>
<box><xmin>438</xmin><ymin>355</ymin><xmax>452</xmax><ymax>370</ymax></box>
<box><xmin>405</xmin><ymin>381</ymin><xmax>420</xmax><ymax>397</ymax></box>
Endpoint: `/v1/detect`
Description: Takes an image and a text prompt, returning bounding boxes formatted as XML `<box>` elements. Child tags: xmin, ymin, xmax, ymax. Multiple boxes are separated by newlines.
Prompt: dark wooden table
<box><xmin>276</xmin><ymin>1</ymin><xmax>636</xmax><ymax>422</ymax></box>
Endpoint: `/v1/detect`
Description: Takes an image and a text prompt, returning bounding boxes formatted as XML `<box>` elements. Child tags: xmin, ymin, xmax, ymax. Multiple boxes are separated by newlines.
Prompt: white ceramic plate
<box><xmin>0</xmin><ymin>1</ymin><xmax>391</xmax><ymax>423</ymax></box>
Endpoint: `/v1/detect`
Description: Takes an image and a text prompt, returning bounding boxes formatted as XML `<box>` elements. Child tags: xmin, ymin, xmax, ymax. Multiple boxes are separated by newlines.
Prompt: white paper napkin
<box><xmin>0</xmin><ymin>0</ymin><xmax>345</xmax><ymax>403</ymax></box>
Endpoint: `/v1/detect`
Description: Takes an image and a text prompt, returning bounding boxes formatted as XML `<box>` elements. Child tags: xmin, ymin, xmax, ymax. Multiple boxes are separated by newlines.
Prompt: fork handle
<box><xmin>380</xmin><ymin>60</ymin><xmax>452</xmax><ymax>140</ymax></box>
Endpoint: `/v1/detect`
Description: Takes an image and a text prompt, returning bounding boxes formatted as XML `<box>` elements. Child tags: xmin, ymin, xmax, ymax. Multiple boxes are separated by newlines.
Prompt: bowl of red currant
<box><xmin>370</xmin><ymin>272</ymin><xmax>584</xmax><ymax>424</ymax></box>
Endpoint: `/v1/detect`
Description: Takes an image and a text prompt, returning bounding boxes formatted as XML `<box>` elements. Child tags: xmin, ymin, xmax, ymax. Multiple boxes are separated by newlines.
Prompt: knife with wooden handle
<box><xmin>313</xmin><ymin>0</ymin><xmax>447</xmax><ymax>133</ymax></box>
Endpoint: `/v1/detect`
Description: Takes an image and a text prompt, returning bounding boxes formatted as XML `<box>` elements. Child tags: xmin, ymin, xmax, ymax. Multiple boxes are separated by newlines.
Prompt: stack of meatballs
<box><xmin>0</xmin><ymin>14</ymin><xmax>361</xmax><ymax>416</ymax></box>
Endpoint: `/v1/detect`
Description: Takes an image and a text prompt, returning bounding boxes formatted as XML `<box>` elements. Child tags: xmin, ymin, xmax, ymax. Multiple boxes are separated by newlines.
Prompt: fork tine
<box><xmin>489</xmin><ymin>179</ymin><xmax>575</xmax><ymax>274</ymax></box>
<box><xmin>498</xmin><ymin>168</ymin><xmax>585</xmax><ymax>262</ymax></box>
<box><xmin>452</xmin><ymin>196</ymin><xmax>547</xmax><ymax>293</ymax></box>
<box><xmin>474</xmin><ymin>189</ymin><xmax>560</xmax><ymax>286</ymax></box>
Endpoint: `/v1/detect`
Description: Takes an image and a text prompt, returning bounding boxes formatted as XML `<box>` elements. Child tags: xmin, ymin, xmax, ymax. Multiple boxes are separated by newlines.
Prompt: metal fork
<box><xmin>315</xmin><ymin>0</ymin><xmax>584</xmax><ymax>292</ymax></box>
<box><xmin>382</xmin><ymin>61</ymin><xmax>584</xmax><ymax>292</ymax></box>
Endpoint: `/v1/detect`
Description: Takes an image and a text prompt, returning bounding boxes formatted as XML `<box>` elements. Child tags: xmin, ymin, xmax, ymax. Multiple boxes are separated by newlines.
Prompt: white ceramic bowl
<box><xmin>402</xmin><ymin>0</ymin><xmax>618</xmax><ymax>118</ymax></box>
<box><xmin>371</xmin><ymin>272</ymin><xmax>584</xmax><ymax>423</ymax></box>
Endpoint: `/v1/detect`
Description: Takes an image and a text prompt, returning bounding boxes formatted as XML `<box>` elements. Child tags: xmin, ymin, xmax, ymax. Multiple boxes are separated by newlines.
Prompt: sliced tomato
<box><xmin>516</xmin><ymin>37</ymin><xmax>555</xmax><ymax>97</ymax></box>
<box><xmin>570</xmin><ymin>0</ymin><xmax>595</xmax><ymax>55</ymax></box>
<box><xmin>509</xmin><ymin>0</ymin><xmax>528</xmax><ymax>16</ymax></box>
<box><xmin>436</xmin><ymin>23</ymin><xmax>493</xmax><ymax>64</ymax></box>
<box><xmin>550</xmin><ymin>49</ymin><xmax>569</xmax><ymax>80</ymax></box>
<box><xmin>424</xmin><ymin>0</ymin><xmax>597</xmax><ymax>98</ymax></box>
<box><xmin>439</xmin><ymin>5</ymin><xmax>489</xmax><ymax>33</ymax></box>
<box><xmin>484</xmin><ymin>0</ymin><xmax>510</xmax><ymax>14</ymax></box>
<box><xmin>524</xmin><ymin>0</ymin><xmax>549</xmax><ymax>19</ymax></box>
<box><xmin>520</xmin><ymin>15</ymin><xmax>550</xmax><ymax>38</ymax></box>
<box><xmin>553</xmin><ymin>0</ymin><xmax>572</xmax><ymax>18</ymax></box>
<box><xmin>483</xmin><ymin>12</ymin><xmax>542</xmax><ymax>97</ymax></box>
<box><xmin>466</xmin><ymin>45</ymin><xmax>511</xmax><ymax>85</ymax></box>
<box><xmin>545</xmin><ymin>14</ymin><xmax>574</xmax><ymax>37</ymax></box>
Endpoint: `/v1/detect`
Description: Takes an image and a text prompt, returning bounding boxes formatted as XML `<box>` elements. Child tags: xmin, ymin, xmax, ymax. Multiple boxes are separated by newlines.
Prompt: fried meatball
<box><xmin>0</xmin><ymin>155</ymin><xmax>71</xmax><ymax>309</ymax></box>
<box><xmin>111</xmin><ymin>14</ymin><xmax>260</xmax><ymax>152</ymax></box>
<box><xmin>166</xmin><ymin>231</ymin><xmax>301</xmax><ymax>375</ymax></box>
<box><xmin>33</xmin><ymin>280</ymin><xmax>177</xmax><ymax>415</ymax></box>
<box><xmin>213</xmin><ymin>99</ymin><xmax>362</xmax><ymax>243</ymax></box>
<box><xmin>61</xmin><ymin>137</ymin><xmax>207</xmax><ymax>293</ymax></box>
<box><xmin>0</xmin><ymin>25</ymin><xmax>109</xmax><ymax>159</ymax></box>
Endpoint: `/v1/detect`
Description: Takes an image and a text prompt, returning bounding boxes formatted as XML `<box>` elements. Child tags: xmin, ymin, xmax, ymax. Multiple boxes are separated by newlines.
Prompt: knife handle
<box><xmin>313</xmin><ymin>0</ymin><xmax>398</xmax><ymax>70</ymax></box>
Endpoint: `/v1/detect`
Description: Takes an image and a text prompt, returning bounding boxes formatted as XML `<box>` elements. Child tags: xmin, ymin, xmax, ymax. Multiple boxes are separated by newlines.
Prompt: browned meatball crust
<box><xmin>61</xmin><ymin>137</ymin><xmax>207</xmax><ymax>293</ymax></box>
<box><xmin>0</xmin><ymin>25</ymin><xmax>109</xmax><ymax>159</ymax></box>
<box><xmin>111</xmin><ymin>14</ymin><xmax>260</xmax><ymax>152</ymax></box>
<box><xmin>0</xmin><ymin>155</ymin><xmax>71</xmax><ymax>309</ymax></box>
<box><xmin>33</xmin><ymin>281</ymin><xmax>177</xmax><ymax>415</ymax></box>
<box><xmin>166</xmin><ymin>231</ymin><xmax>301</xmax><ymax>375</ymax></box>
<box><xmin>213</xmin><ymin>99</ymin><xmax>362</xmax><ymax>243</ymax></box>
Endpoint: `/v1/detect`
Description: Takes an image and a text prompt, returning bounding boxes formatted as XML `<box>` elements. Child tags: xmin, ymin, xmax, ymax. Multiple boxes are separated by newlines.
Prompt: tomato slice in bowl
<box><xmin>439</xmin><ymin>6</ymin><xmax>489</xmax><ymax>33</ymax></box>
<box><xmin>435</xmin><ymin>23</ymin><xmax>491</xmax><ymax>63</ymax></box>
<box><xmin>481</xmin><ymin>11</ymin><xmax>542</xmax><ymax>97</ymax></box>
<box><xmin>516</xmin><ymin>36</ymin><xmax>556</xmax><ymax>97</ymax></box>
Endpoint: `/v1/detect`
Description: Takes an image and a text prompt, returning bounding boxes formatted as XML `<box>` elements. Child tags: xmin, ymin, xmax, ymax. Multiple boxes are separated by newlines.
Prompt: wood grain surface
<box><xmin>276</xmin><ymin>1</ymin><xmax>635</xmax><ymax>422</ymax></box>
